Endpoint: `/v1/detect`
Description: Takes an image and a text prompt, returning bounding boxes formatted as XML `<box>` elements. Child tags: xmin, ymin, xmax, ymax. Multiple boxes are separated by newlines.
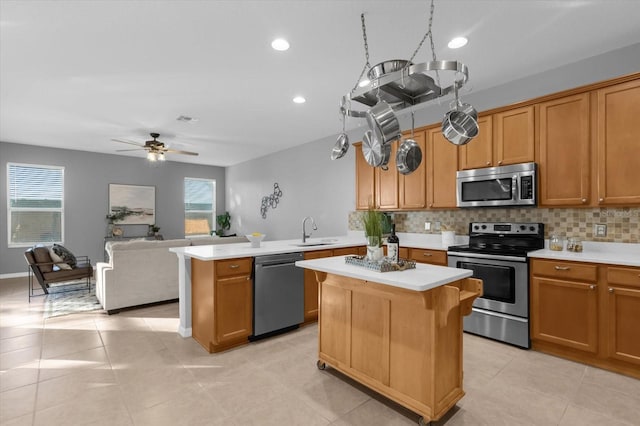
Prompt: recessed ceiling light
<box><xmin>177</xmin><ymin>115</ymin><xmax>198</xmax><ymax>122</ymax></box>
<box><xmin>293</xmin><ymin>96</ymin><xmax>306</xmax><ymax>104</ymax></box>
<box><xmin>271</xmin><ymin>38</ymin><xmax>290</xmax><ymax>51</ymax></box>
<box><xmin>448</xmin><ymin>36</ymin><xmax>468</xmax><ymax>49</ymax></box>
<box><xmin>358</xmin><ymin>79</ymin><xmax>371</xmax><ymax>87</ymax></box>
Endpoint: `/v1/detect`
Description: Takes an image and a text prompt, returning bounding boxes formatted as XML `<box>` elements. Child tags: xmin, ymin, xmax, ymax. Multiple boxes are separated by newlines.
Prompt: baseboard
<box><xmin>0</xmin><ymin>272</ymin><xmax>28</xmax><ymax>279</ymax></box>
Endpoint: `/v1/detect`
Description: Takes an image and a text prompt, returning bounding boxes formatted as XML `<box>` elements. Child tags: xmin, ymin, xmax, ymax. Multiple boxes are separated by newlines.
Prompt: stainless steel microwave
<box><xmin>456</xmin><ymin>162</ymin><xmax>537</xmax><ymax>208</ymax></box>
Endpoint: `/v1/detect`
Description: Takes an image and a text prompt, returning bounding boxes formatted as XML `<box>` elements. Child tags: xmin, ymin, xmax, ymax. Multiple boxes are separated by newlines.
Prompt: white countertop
<box><xmin>295</xmin><ymin>256</ymin><xmax>473</xmax><ymax>292</ymax></box>
<box><xmin>528</xmin><ymin>241</ymin><xmax>640</xmax><ymax>267</ymax></box>
<box><xmin>169</xmin><ymin>235</ymin><xmax>368</xmax><ymax>261</ymax></box>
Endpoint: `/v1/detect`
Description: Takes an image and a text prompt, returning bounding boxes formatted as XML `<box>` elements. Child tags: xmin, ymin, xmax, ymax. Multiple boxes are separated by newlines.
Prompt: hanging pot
<box><xmin>396</xmin><ymin>111</ymin><xmax>422</xmax><ymax>175</ymax></box>
<box><xmin>331</xmin><ymin>103</ymin><xmax>350</xmax><ymax>160</ymax></box>
<box><xmin>366</xmin><ymin>101</ymin><xmax>401</xmax><ymax>146</ymax></box>
<box><xmin>362</xmin><ymin>130</ymin><xmax>391</xmax><ymax>168</ymax></box>
<box><xmin>441</xmin><ymin>84</ymin><xmax>479</xmax><ymax>145</ymax></box>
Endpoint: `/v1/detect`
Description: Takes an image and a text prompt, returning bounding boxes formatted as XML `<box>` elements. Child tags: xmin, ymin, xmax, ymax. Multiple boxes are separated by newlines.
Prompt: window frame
<box><xmin>7</xmin><ymin>162</ymin><xmax>65</xmax><ymax>248</ymax></box>
<box><xmin>183</xmin><ymin>177</ymin><xmax>216</xmax><ymax>238</ymax></box>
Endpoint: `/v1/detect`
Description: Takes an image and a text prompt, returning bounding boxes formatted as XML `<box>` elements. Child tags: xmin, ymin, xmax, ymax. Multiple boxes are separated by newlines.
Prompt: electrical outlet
<box><xmin>424</xmin><ymin>222</ymin><xmax>431</xmax><ymax>231</ymax></box>
<box><xmin>434</xmin><ymin>221</ymin><xmax>442</xmax><ymax>232</ymax></box>
<box><xmin>594</xmin><ymin>224</ymin><xmax>607</xmax><ymax>237</ymax></box>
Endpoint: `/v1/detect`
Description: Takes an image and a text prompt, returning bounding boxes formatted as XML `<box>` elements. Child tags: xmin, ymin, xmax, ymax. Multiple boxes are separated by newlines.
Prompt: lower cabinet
<box><xmin>303</xmin><ymin>246</ymin><xmax>364</xmax><ymax>323</ymax></box>
<box><xmin>530</xmin><ymin>259</ymin><xmax>640</xmax><ymax>378</ymax></box>
<box><xmin>191</xmin><ymin>257</ymin><xmax>253</xmax><ymax>353</ymax></box>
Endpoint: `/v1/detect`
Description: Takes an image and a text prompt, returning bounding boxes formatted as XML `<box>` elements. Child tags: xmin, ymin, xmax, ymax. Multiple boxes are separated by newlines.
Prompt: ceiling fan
<box><xmin>112</xmin><ymin>132</ymin><xmax>198</xmax><ymax>161</ymax></box>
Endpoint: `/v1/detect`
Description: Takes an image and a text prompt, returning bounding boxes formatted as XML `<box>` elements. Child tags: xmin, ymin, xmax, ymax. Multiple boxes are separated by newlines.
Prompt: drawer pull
<box><xmin>554</xmin><ymin>266</ymin><xmax>570</xmax><ymax>271</ymax></box>
<box><xmin>229</xmin><ymin>264</ymin><xmax>240</xmax><ymax>269</ymax></box>
<box><xmin>423</xmin><ymin>253</ymin><xmax>433</xmax><ymax>257</ymax></box>
<box><xmin>589</xmin><ymin>285</ymin><xmax>596</xmax><ymax>290</ymax></box>
<box><xmin>608</xmin><ymin>288</ymin><xmax>614</xmax><ymax>294</ymax></box>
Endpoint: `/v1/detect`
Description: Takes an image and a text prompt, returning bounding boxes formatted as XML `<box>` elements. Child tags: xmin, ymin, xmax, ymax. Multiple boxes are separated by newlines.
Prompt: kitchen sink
<box><xmin>290</xmin><ymin>239</ymin><xmax>338</xmax><ymax>247</ymax></box>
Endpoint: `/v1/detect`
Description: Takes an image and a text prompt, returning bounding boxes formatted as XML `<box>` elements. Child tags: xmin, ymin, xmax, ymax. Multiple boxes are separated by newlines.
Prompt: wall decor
<box><xmin>261</xmin><ymin>183</ymin><xmax>283</xmax><ymax>219</ymax></box>
<box><xmin>108</xmin><ymin>184</ymin><xmax>156</xmax><ymax>225</ymax></box>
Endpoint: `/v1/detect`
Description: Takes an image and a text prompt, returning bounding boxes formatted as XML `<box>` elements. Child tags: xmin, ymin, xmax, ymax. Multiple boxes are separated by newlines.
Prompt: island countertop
<box><xmin>295</xmin><ymin>256</ymin><xmax>473</xmax><ymax>292</ymax></box>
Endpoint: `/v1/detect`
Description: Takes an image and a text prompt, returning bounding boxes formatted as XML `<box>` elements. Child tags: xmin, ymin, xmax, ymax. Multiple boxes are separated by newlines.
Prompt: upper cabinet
<box><xmin>376</xmin><ymin>140</ymin><xmax>399</xmax><ymax>210</ymax></box>
<box><xmin>537</xmin><ymin>93</ymin><xmax>591</xmax><ymax>206</ymax></box>
<box><xmin>458</xmin><ymin>116</ymin><xmax>493</xmax><ymax>170</ymax></box>
<box><xmin>596</xmin><ymin>79</ymin><xmax>640</xmax><ymax>206</ymax></box>
<box><xmin>426</xmin><ymin>126</ymin><xmax>459</xmax><ymax>209</ymax></box>
<box><xmin>354</xmin><ymin>142</ymin><xmax>376</xmax><ymax>210</ymax></box>
<box><xmin>494</xmin><ymin>106</ymin><xmax>535</xmax><ymax>166</ymax></box>
<box><xmin>399</xmin><ymin>130</ymin><xmax>427</xmax><ymax>209</ymax></box>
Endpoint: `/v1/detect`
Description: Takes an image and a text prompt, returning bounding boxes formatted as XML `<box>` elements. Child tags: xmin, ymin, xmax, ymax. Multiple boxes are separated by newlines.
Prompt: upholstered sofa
<box><xmin>95</xmin><ymin>236</ymin><xmax>248</xmax><ymax>314</ymax></box>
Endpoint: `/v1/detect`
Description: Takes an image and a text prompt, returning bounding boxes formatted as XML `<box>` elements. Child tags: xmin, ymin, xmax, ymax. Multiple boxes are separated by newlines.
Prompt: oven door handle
<box><xmin>446</xmin><ymin>251</ymin><xmax>528</xmax><ymax>263</ymax></box>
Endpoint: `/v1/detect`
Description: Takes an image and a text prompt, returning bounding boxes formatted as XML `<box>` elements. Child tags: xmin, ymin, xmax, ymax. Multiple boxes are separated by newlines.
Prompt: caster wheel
<box><xmin>316</xmin><ymin>360</ymin><xmax>326</xmax><ymax>370</ymax></box>
<box><xmin>418</xmin><ymin>417</ymin><xmax>430</xmax><ymax>426</ymax></box>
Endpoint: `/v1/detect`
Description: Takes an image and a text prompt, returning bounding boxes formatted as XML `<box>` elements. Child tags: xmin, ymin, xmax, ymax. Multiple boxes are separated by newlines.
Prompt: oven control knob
<box><xmin>481</xmin><ymin>225</ymin><xmax>487</xmax><ymax>230</ymax></box>
<box><xmin>473</xmin><ymin>225</ymin><xmax>479</xmax><ymax>230</ymax></box>
<box><xmin>529</xmin><ymin>226</ymin><xmax>535</xmax><ymax>231</ymax></box>
<box><xmin>519</xmin><ymin>225</ymin><xmax>526</xmax><ymax>231</ymax></box>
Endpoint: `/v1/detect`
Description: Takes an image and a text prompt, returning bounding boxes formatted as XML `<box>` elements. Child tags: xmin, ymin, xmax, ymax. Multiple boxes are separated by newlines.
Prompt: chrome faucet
<box><xmin>302</xmin><ymin>216</ymin><xmax>317</xmax><ymax>243</ymax></box>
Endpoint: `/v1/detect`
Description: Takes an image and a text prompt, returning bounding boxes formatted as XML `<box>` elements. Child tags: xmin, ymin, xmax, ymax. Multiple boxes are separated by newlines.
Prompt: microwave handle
<box><xmin>512</xmin><ymin>175</ymin><xmax>518</xmax><ymax>200</ymax></box>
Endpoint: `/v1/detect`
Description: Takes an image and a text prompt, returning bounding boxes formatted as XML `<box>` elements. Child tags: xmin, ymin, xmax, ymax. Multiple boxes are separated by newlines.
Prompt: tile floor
<box><xmin>1</xmin><ymin>276</ymin><xmax>639</xmax><ymax>426</ymax></box>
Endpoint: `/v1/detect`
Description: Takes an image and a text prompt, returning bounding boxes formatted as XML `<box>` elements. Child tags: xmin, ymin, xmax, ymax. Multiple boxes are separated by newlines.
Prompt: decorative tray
<box><xmin>345</xmin><ymin>255</ymin><xmax>416</xmax><ymax>272</ymax></box>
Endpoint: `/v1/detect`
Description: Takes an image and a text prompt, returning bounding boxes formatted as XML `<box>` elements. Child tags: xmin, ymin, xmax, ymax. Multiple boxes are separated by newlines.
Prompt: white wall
<box><xmin>225</xmin><ymin>134</ymin><xmax>356</xmax><ymax>241</ymax></box>
<box><xmin>226</xmin><ymin>43</ymin><xmax>640</xmax><ymax>241</ymax></box>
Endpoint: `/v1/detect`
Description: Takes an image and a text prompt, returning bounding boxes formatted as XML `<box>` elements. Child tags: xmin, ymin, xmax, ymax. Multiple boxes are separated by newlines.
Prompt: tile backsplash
<box><xmin>349</xmin><ymin>207</ymin><xmax>640</xmax><ymax>243</ymax></box>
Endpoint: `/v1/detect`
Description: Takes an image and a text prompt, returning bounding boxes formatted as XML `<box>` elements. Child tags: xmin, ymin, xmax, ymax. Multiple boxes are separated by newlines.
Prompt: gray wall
<box><xmin>0</xmin><ymin>142</ymin><xmax>225</xmax><ymax>275</ymax></box>
<box><xmin>226</xmin><ymin>42</ymin><xmax>640</xmax><ymax>241</ymax></box>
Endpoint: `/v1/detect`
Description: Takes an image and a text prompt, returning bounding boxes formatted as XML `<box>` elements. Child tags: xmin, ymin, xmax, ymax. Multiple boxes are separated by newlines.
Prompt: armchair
<box><xmin>24</xmin><ymin>247</ymin><xmax>93</xmax><ymax>301</ymax></box>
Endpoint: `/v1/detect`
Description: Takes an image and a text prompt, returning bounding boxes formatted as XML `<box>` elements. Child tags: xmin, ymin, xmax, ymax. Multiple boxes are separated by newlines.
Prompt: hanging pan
<box><xmin>362</xmin><ymin>130</ymin><xmax>391</xmax><ymax>168</ymax></box>
<box><xmin>442</xmin><ymin>83</ymin><xmax>479</xmax><ymax>146</ymax></box>
<box><xmin>396</xmin><ymin>111</ymin><xmax>422</xmax><ymax>175</ymax></box>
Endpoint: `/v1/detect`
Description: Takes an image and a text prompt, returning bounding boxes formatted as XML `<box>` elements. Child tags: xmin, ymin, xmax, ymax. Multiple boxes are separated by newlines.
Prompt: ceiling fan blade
<box><xmin>116</xmin><ymin>148</ymin><xmax>147</xmax><ymax>152</ymax></box>
<box><xmin>111</xmin><ymin>138</ymin><xmax>145</xmax><ymax>147</ymax></box>
<box><xmin>165</xmin><ymin>149</ymin><xmax>199</xmax><ymax>156</ymax></box>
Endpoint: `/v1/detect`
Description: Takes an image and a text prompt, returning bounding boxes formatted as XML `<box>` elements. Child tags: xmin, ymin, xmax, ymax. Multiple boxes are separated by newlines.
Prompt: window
<box><xmin>184</xmin><ymin>177</ymin><xmax>216</xmax><ymax>236</ymax></box>
<box><xmin>7</xmin><ymin>163</ymin><xmax>64</xmax><ymax>247</ymax></box>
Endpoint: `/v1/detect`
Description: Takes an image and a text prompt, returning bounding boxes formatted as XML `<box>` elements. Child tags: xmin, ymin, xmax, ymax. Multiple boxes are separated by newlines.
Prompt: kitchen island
<box><xmin>296</xmin><ymin>256</ymin><xmax>481</xmax><ymax>425</ymax></box>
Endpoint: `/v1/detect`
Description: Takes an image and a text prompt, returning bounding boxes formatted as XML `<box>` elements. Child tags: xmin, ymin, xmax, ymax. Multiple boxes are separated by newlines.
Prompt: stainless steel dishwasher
<box><xmin>252</xmin><ymin>252</ymin><xmax>304</xmax><ymax>339</ymax></box>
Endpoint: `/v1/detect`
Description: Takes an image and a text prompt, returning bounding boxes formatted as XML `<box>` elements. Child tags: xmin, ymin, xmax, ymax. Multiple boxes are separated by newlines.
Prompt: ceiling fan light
<box><xmin>147</xmin><ymin>151</ymin><xmax>157</xmax><ymax>161</ymax></box>
<box><xmin>158</xmin><ymin>152</ymin><xmax>166</xmax><ymax>161</ymax></box>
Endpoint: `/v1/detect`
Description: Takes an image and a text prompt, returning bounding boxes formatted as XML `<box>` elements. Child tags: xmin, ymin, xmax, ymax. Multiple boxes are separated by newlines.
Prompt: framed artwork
<box><xmin>108</xmin><ymin>184</ymin><xmax>156</xmax><ymax>225</ymax></box>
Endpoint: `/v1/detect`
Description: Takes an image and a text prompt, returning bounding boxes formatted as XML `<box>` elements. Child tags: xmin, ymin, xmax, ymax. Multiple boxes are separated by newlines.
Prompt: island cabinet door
<box><xmin>319</xmin><ymin>275</ymin><xmax>352</xmax><ymax>367</ymax></box>
<box><xmin>215</xmin><ymin>275</ymin><xmax>253</xmax><ymax>346</ymax></box>
<box><xmin>304</xmin><ymin>250</ymin><xmax>334</xmax><ymax>323</ymax></box>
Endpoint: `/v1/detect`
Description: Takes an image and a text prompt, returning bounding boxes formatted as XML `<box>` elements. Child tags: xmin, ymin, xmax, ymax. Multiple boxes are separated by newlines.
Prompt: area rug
<box><xmin>43</xmin><ymin>282</ymin><xmax>103</xmax><ymax>318</ymax></box>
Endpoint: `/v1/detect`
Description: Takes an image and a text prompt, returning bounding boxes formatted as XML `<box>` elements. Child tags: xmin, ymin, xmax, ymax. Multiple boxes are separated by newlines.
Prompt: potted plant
<box><xmin>362</xmin><ymin>207</ymin><xmax>383</xmax><ymax>261</ymax></box>
<box><xmin>215</xmin><ymin>212</ymin><xmax>231</xmax><ymax>236</ymax></box>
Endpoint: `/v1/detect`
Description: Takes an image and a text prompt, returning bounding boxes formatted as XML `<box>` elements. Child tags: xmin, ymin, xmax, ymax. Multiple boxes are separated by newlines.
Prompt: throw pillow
<box><xmin>52</xmin><ymin>244</ymin><xmax>77</xmax><ymax>268</ymax></box>
<box><xmin>32</xmin><ymin>246</ymin><xmax>53</xmax><ymax>273</ymax></box>
<box><xmin>48</xmin><ymin>246</ymin><xmax>72</xmax><ymax>270</ymax></box>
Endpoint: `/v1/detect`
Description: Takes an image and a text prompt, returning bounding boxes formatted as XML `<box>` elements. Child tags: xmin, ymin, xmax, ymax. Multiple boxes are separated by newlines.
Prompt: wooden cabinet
<box><xmin>376</xmin><ymin>141</ymin><xmax>399</xmax><ymax>210</ymax></box>
<box><xmin>191</xmin><ymin>257</ymin><xmax>253</xmax><ymax>353</ymax></box>
<box><xmin>398</xmin><ymin>131</ymin><xmax>427</xmax><ymax>209</ymax></box>
<box><xmin>531</xmin><ymin>259</ymin><xmax>640</xmax><ymax>379</ymax></box>
<box><xmin>494</xmin><ymin>106</ymin><xmax>535</xmax><ymax>166</ymax></box>
<box><xmin>537</xmin><ymin>93</ymin><xmax>591</xmax><ymax>206</ymax></box>
<box><xmin>355</xmin><ymin>142</ymin><xmax>376</xmax><ymax>210</ymax></box>
<box><xmin>458</xmin><ymin>116</ymin><xmax>493</xmax><ymax>170</ymax></box>
<box><xmin>408</xmin><ymin>248</ymin><xmax>447</xmax><ymax>266</ymax></box>
<box><xmin>595</xmin><ymin>79</ymin><xmax>640</xmax><ymax>205</ymax></box>
<box><xmin>426</xmin><ymin>127</ymin><xmax>459</xmax><ymax>208</ymax></box>
<box><xmin>530</xmin><ymin>259</ymin><xmax>598</xmax><ymax>353</ymax></box>
<box><xmin>605</xmin><ymin>266</ymin><xmax>640</xmax><ymax>366</ymax></box>
<box><xmin>303</xmin><ymin>246</ymin><xmax>364</xmax><ymax>323</ymax></box>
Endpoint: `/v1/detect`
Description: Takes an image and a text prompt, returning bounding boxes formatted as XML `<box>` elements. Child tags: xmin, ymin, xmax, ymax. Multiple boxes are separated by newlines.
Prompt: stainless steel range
<box><xmin>447</xmin><ymin>222</ymin><xmax>544</xmax><ymax>348</ymax></box>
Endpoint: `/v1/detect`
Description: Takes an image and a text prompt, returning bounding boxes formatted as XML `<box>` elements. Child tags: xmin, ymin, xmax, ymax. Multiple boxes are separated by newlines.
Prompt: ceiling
<box><xmin>1</xmin><ymin>1</ymin><xmax>639</xmax><ymax>167</ymax></box>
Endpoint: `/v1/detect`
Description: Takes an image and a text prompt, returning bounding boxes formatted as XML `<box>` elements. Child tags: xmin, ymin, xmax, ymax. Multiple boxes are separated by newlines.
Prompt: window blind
<box><xmin>8</xmin><ymin>163</ymin><xmax>64</xmax><ymax>246</ymax></box>
<box><xmin>184</xmin><ymin>177</ymin><xmax>216</xmax><ymax>236</ymax></box>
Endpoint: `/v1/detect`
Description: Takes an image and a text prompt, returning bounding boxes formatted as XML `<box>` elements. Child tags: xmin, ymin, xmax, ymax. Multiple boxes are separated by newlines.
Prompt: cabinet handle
<box><xmin>498</xmin><ymin>160</ymin><xmax>503</xmax><ymax>165</ymax></box>
<box><xmin>599</xmin><ymin>198</ymin><xmax>604</xmax><ymax>203</ymax></box>
<box><xmin>581</xmin><ymin>198</ymin><xmax>587</xmax><ymax>203</ymax></box>
<box><xmin>589</xmin><ymin>285</ymin><xmax>596</xmax><ymax>290</ymax></box>
<box><xmin>608</xmin><ymin>288</ymin><xmax>614</xmax><ymax>293</ymax></box>
<box><xmin>486</xmin><ymin>161</ymin><xmax>491</xmax><ymax>166</ymax></box>
<box><xmin>229</xmin><ymin>264</ymin><xmax>240</xmax><ymax>269</ymax></box>
<box><xmin>422</xmin><ymin>253</ymin><xmax>433</xmax><ymax>257</ymax></box>
<box><xmin>554</xmin><ymin>266</ymin><xmax>570</xmax><ymax>271</ymax></box>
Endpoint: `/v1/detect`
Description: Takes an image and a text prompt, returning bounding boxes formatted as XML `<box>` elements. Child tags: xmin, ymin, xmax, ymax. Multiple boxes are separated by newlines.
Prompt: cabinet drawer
<box><xmin>607</xmin><ymin>266</ymin><xmax>640</xmax><ymax>288</ymax></box>
<box><xmin>408</xmin><ymin>248</ymin><xmax>447</xmax><ymax>265</ymax></box>
<box><xmin>531</xmin><ymin>259</ymin><xmax>597</xmax><ymax>282</ymax></box>
<box><xmin>216</xmin><ymin>258</ymin><xmax>253</xmax><ymax>277</ymax></box>
<box><xmin>333</xmin><ymin>247</ymin><xmax>361</xmax><ymax>256</ymax></box>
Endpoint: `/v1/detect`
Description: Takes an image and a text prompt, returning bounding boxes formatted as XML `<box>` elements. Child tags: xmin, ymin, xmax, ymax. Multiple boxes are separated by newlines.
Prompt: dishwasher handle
<box><xmin>256</xmin><ymin>261</ymin><xmax>297</xmax><ymax>269</ymax></box>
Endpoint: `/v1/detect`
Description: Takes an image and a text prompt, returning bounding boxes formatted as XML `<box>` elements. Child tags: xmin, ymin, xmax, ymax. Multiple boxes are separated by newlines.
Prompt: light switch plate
<box><xmin>594</xmin><ymin>224</ymin><xmax>607</xmax><ymax>237</ymax></box>
<box><xmin>434</xmin><ymin>221</ymin><xmax>442</xmax><ymax>232</ymax></box>
<box><xmin>424</xmin><ymin>222</ymin><xmax>431</xmax><ymax>231</ymax></box>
